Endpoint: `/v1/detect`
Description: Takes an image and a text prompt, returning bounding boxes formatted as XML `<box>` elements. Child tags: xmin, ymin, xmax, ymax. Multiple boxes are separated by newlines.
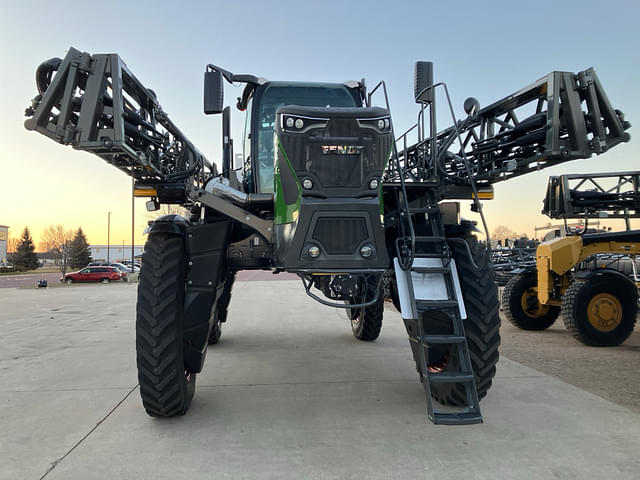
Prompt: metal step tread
<box><xmin>422</xmin><ymin>334</ymin><xmax>467</xmax><ymax>344</ymax></box>
<box><xmin>430</xmin><ymin>411</ymin><xmax>483</xmax><ymax>426</ymax></box>
<box><xmin>426</xmin><ymin>371</ymin><xmax>475</xmax><ymax>383</ymax></box>
<box><xmin>412</xmin><ymin>266</ymin><xmax>451</xmax><ymax>274</ymax></box>
<box><xmin>416</xmin><ymin>299</ymin><xmax>459</xmax><ymax>308</ymax></box>
<box><xmin>413</xmin><ymin>253</ymin><xmax>448</xmax><ymax>259</ymax></box>
<box><xmin>414</xmin><ymin>235</ymin><xmax>446</xmax><ymax>243</ymax></box>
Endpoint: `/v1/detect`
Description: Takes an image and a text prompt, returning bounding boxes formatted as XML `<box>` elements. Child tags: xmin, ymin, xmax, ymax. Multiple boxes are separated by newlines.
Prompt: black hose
<box><xmin>36</xmin><ymin>57</ymin><xmax>62</xmax><ymax>94</ymax></box>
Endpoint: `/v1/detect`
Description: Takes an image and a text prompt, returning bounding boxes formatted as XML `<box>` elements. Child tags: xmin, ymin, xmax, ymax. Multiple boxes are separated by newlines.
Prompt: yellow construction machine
<box><xmin>502</xmin><ymin>172</ymin><xmax>640</xmax><ymax>346</ymax></box>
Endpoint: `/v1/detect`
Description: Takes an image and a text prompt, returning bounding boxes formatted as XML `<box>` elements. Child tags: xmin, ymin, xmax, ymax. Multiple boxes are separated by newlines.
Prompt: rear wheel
<box><xmin>427</xmin><ymin>238</ymin><xmax>501</xmax><ymax>405</ymax></box>
<box><xmin>136</xmin><ymin>233</ymin><xmax>195</xmax><ymax>416</ymax></box>
<box><xmin>561</xmin><ymin>274</ymin><xmax>638</xmax><ymax>346</ymax></box>
<box><xmin>502</xmin><ymin>272</ymin><xmax>560</xmax><ymax>330</ymax></box>
<box><xmin>348</xmin><ymin>275</ymin><xmax>384</xmax><ymax>341</ymax></box>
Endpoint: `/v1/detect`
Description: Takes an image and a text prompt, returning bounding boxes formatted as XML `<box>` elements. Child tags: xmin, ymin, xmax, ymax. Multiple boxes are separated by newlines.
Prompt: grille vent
<box><xmin>312</xmin><ymin>217</ymin><xmax>367</xmax><ymax>255</ymax></box>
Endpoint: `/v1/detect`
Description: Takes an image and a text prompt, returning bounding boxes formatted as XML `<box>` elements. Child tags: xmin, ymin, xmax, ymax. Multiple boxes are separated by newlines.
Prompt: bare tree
<box><xmin>39</xmin><ymin>225</ymin><xmax>74</xmax><ymax>275</ymax></box>
<box><xmin>141</xmin><ymin>204</ymin><xmax>191</xmax><ymax>233</ymax></box>
<box><xmin>7</xmin><ymin>236</ymin><xmax>20</xmax><ymax>253</ymax></box>
<box><xmin>492</xmin><ymin>225</ymin><xmax>517</xmax><ymax>241</ymax></box>
<box><xmin>6</xmin><ymin>236</ymin><xmax>19</xmax><ymax>265</ymax></box>
<box><xmin>144</xmin><ymin>204</ymin><xmax>189</xmax><ymax>222</ymax></box>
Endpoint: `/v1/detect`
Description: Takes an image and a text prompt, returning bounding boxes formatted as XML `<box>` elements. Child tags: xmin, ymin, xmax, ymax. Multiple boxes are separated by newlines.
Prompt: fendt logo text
<box><xmin>321</xmin><ymin>145</ymin><xmax>363</xmax><ymax>155</ymax></box>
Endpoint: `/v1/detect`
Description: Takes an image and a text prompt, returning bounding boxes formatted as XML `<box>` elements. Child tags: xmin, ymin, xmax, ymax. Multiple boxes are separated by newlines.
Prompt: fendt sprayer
<box><xmin>24</xmin><ymin>47</ymin><xmax>630</xmax><ymax>424</ymax></box>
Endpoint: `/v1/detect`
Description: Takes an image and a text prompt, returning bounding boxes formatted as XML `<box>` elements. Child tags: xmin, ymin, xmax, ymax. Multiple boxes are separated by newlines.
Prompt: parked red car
<box><xmin>62</xmin><ymin>266</ymin><xmax>123</xmax><ymax>284</ymax></box>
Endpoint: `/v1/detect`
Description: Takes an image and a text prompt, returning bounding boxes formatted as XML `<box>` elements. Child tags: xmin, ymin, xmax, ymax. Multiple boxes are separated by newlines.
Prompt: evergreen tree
<box><xmin>69</xmin><ymin>227</ymin><xmax>92</xmax><ymax>269</ymax></box>
<box><xmin>14</xmin><ymin>227</ymin><xmax>39</xmax><ymax>271</ymax></box>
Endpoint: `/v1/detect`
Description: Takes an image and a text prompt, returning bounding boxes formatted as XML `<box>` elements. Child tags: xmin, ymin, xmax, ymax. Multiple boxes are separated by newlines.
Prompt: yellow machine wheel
<box><xmin>586</xmin><ymin>293</ymin><xmax>623</xmax><ymax>332</ymax></box>
<box><xmin>561</xmin><ymin>274</ymin><xmax>638</xmax><ymax>346</ymax></box>
<box><xmin>502</xmin><ymin>272</ymin><xmax>560</xmax><ymax>330</ymax></box>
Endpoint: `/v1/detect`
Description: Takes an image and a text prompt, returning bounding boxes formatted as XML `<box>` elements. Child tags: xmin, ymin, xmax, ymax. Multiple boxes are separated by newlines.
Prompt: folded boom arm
<box><xmin>25</xmin><ymin>47</ymin><xmax>214</xmax><ymax>203</ymax></box>
<box><xmin>386</xmin><ymin>69</ymin><xmax>631</xmax><ymax>186</ymax></box>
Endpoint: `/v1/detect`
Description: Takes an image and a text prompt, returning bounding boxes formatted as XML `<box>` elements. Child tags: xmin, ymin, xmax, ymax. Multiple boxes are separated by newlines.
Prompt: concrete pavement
<box><xmin>1</xmin><ymin>281</ymin><xmax>638</xmax><ymax>479</ymax></box>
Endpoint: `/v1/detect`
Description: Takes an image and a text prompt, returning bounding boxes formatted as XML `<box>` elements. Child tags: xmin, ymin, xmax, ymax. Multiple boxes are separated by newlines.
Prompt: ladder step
<box><xmin>414</xmin><ymin>253</ymin><xmax>447</xmax><ymax>259</ymax></box>
<box><xmin>412</xmin><ymin>266</ymin><xmax>450</xmax><ymax>274</ymax></box>
<box><xmin>414</xmin><ymin>236</ymin><xmax>446</xmax><ymax>243</ymax></box>
<box><xmin>431</xmin><ymin>412</ymin><xmax>483</xmax><ymax>426</ymax></box>
<box><xmin>416</xmin><ymin>300</ymin><xmax>459</xmax><ymax>309</ymax></box>
<box><xmin>422</xmin><ymin>334</ymin><xmax>467</xmax><ymax>344</ymax></box>
<box><xmin>427</xmin><ymin>372</ymin><xmax>475</xmax><ymax>383</ymax></box>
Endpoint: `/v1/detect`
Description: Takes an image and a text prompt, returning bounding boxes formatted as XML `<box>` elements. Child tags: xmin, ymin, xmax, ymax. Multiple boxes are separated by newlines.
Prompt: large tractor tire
<box><xmin>208</xmin><ymin>271</ymin><xmax>236</xmax><ymax>345</ymax></box>
<box><xmin>427</xmin><ymin>239</ymin><xmax>501</xmax><ymax>405</ymax></box>
<box><xmin>561</xmin><ymin>274</ymin><xmax>638</xmax><ymax>346</ymax></box>
<box><xmin>136</xmin><ymin>233</ymin><xmax>195</xmax><ymax>417</ymax></box>
<box><xmin>502</xmin><ymin>272</ymin><xmax>560</xmax><ymax>330</ymax></box>
<box><xmin>349</xmin><ymin>274</ymin><xmax>384</xmax><ymax>341</ymax></box>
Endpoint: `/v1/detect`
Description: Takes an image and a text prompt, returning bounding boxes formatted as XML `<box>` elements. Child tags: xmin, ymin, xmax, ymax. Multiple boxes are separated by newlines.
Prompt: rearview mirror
<box><xmin>204</xmin><ymin>70</ymin><xmax>224</xmax><ymax>114</ymax></box>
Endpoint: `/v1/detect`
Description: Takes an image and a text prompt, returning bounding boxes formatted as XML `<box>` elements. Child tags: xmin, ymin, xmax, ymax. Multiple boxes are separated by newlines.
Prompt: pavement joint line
<box><xmin>197</xmin><ymin>379</ymin><xmax>420</xmax><ymax>388</ymax></box>
<box><xmin>196</xmin><ymin>372</ymin><xmax>548</xmax><ymax>389</ymax></box>
<box><xmin>38</xmin><ymin>384</ymin><xmax>139</xmax><ymax>480</ymax></box>
<box><xmin>0</xmin><ymin>387</ymin><xmax>137</xmax><ymax>393</ymax></box>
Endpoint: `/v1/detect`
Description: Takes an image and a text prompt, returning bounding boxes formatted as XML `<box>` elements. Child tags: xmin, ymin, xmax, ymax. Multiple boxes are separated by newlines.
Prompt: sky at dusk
<box><xmin>1</xmin><ymin>0</ymin><xmax>638</xmax><ymax>248</ymax></box>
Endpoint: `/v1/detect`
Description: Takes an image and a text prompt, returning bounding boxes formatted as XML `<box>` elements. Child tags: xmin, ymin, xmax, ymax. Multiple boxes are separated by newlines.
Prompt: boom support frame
<box><xmin>24</xmin><ymin>47</ymin><xmax>213</xmax><ymax>205</ymax></box>
<box><xmin>386</xmin><ymin>69</ymin><xmax>631</xmax><ymax>189</ymax></box>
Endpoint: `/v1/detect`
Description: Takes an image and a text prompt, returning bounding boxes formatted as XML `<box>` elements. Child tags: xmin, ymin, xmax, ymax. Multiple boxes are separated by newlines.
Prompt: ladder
<box><xmin>393</xmin><ymin>196</ymin><xmax>483</xmax><ymax>424</ymax></box>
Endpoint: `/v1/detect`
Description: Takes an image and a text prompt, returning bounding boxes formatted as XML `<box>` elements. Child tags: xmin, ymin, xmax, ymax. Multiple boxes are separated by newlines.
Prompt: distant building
<box><xmin>0</xmin><ymin>225</ymin><xmax>8</xmax><ymax>265</ymax></box>
<box><xmin>90</xmin><ymin>245</ymin><xmax>144</xmax><ymax>263</ymax></box>
<box><xmin>36</xmin><ymin>251</ymin><xmax>58</xmax><ymax>266</ymax></box>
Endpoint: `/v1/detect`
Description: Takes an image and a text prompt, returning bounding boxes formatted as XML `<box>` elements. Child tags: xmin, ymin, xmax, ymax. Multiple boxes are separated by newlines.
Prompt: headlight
<box><xmin>360</xmin><ymin>245</ymin><xmax>373</xmax><ymax>258</ymax></box>
<box><xmin>357</xmin><ymin>116</ymin><xmax>391</xmax><ymax>133</ymax></box>
<box><xmin>281</xmin><ymin>115</ymin><xmax>327</xmax><ymax>133</ymax></box>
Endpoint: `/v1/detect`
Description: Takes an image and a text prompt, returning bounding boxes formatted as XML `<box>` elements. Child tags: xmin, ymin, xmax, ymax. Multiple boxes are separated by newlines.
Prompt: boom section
<box><xmin>387</xmin><ymin>68</ymin><xmax>631</xmax><ymax>187</ymax></box>
<box><xmin>542</xmin><ymin>171</ymin><xmax>640</xmax><ymax>220</ymax></box>
<box><xmin>24</xmin><ymin>47</ymin><xmax>213</xmax><ymax>204</ymax></box>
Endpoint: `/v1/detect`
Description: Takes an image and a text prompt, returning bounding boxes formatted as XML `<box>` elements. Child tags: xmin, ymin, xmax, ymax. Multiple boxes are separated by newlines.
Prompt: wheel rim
<box><xmin>520</xmin><ymin>286</ymin><xmax>550</xmax><ymax>318</ymax></box>
<box><xmin>587</xmin><ymin>293</ymin><xmax>622</xmax><ymax>332</ymax></box>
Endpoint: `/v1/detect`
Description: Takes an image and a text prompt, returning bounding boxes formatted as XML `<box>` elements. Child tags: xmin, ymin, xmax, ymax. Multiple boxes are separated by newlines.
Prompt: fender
<box><xmin>182</xmin><ymin>220</ymin><xmax>232</xmax><ymax>373</ymax></box>
<box><xmin>144</xmin><ymin>214</ymin><xmax>189</xmax><ymax>236</ymax></box>
<box><xmin>144</xmin><ymin>215</ymin><xmax>232</xmax><ymax>374</ymax></box>
<box><xmin>572</xmin><ymin>267</ymin><xmax>635</xmax><ymax>286</ymax></box>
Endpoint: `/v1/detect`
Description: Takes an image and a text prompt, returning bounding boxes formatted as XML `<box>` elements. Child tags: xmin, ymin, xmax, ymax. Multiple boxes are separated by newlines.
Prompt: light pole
<box><xmin>131</xmin><ymin>178</ymin><xmax>135</xmax><ymax>265</ymax></box>
<box><xmin>107</xmin><ymin>211</ymin><xmax>111</xmax><ymax>262</ymax></box>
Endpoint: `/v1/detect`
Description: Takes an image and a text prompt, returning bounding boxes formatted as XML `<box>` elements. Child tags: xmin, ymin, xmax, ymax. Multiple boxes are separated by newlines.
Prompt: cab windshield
<box><xmin>255</xmin><ymin>83</ymin><xmax>359</xmax><ymax>193</ymax></box>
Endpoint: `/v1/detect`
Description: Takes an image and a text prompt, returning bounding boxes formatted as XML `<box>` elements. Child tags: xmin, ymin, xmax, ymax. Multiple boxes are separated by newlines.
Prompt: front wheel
<box><xmin>101</xmin><ymin>278</ymin><xmax>110</xmax><ymax>284</ymax></box>
<box><xmin>427</xmin><ymin>238</ymin><xmax>501</xmax><ymax>405</ymax></box>
<box><xmin>65</xmin><ymin>277</ymin><xmax>73</xmax><ymax>284</ymax></box>
<box><xmin>561</xmin><ymin>274</ymin><xmax>638</xmax><ymax>346</ymax></box>
<box><xmin>136</xmin><ymin>233</ymin><xmax>195</xmax><ymax>416</ymax></box>
<box><xmin>502</xmin><ymin>272</ymin><xmax>560</xmax><ymax>330</ymax></box>
<box><xmin>348</xmin><ymin>275</ymin><xmax>384</xmax><ymax>341</ymax></box>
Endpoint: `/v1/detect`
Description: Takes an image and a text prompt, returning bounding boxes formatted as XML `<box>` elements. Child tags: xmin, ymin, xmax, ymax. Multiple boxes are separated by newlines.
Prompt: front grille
<box><xmin>312</xmin><ymin>217</ymin><xmax>367</xmax><ymax>255</ymax></box>
<box><xmin>309</xmin><ymin>149</ymin><xmax>363</xmax><ymax>188</ymax></box>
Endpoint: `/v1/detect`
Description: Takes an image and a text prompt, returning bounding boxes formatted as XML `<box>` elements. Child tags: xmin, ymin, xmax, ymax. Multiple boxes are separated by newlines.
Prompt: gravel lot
<box><xmin>498</xmin><ymin>308</ymin><xmax>640</xmax><ymax>414</ymax></box>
